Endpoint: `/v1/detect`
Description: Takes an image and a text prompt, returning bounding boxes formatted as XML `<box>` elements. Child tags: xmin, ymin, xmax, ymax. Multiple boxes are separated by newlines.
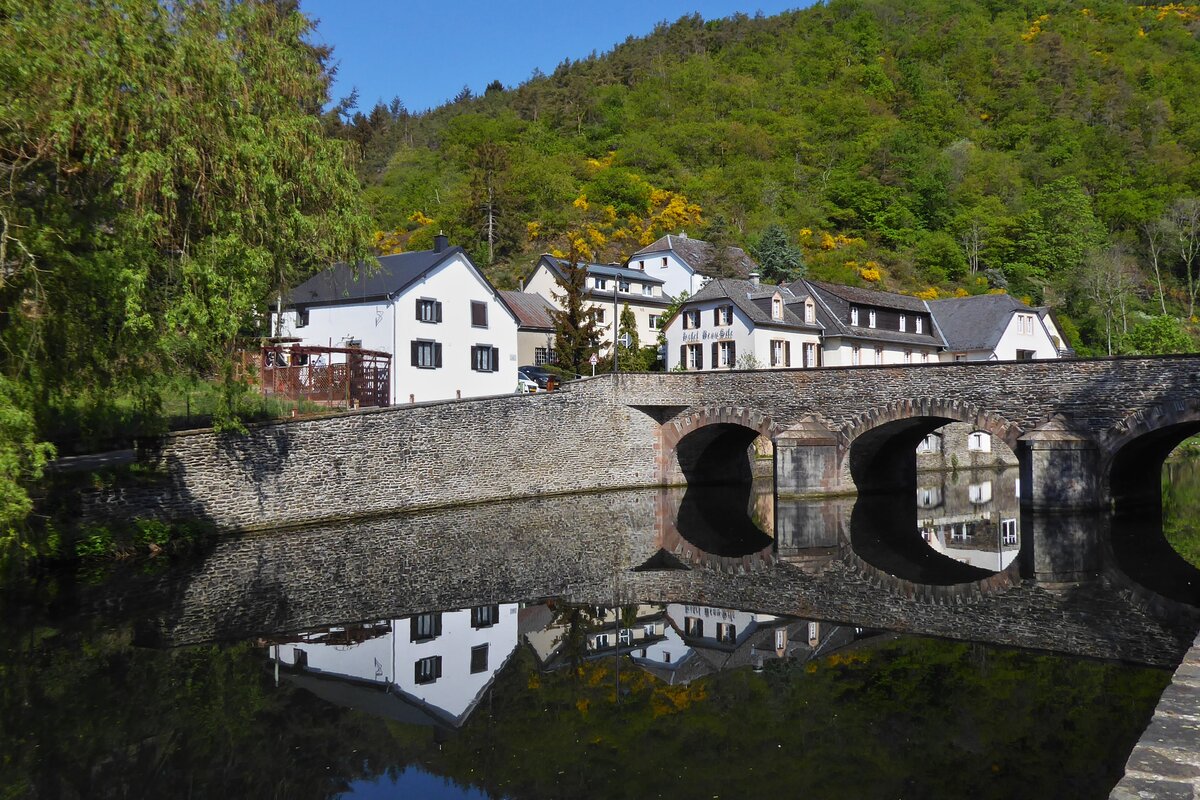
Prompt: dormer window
<box><xmin>804</xmin><ymin>300</ymin><xmax>814</xmax><ymax>324</ymax></box>
<box><xmin>899</xmin><ymin>315</ymin><xmax>907</xmax><ymax>332</ymax></box>
<box><xmin>619</xmin><ymin>280</ymin><xmax>630</xmax><ymax>293</ymax></box>
<box><xmin>915</xmin><ymin>317</ymin><xmax>924</xmax><ymax>334</ymax></box>
<box><xmin>594</xmin><ymin>277</ymin><xmax>607</xmax><ymax>290</ymax></box>
<box><xmin>850</xmin><ymin>307</ymin><xmax>859</xmax><ymax>326</ymax></box>
<box><xmin>868</xmin><ymin>309</ymin><xmax>876</xmax><ymax>328</ymax></box>
<box><xmin>772</xmin><ymin>294</ymin><xmax>783</xmax><ymax>320</ymax></box>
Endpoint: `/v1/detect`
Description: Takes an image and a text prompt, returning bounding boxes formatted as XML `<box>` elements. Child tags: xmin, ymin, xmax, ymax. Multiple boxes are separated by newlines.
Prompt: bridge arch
<box><xmin>839</xmin><ymin>398</ymin><xmax>1021</xmax><ymax>495</ymax></box>
<box><xmin>658</xmin><ymin>406</ymin><xmax>782</xmax><ymax>486</ymax></box>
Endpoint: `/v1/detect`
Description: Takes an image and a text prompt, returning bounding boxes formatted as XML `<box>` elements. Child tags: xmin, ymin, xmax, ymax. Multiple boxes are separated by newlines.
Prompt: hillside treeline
<box><xmin>335</xmin><ymin>0</ymin><xmax>1200</xmax><ymax>356</ymax></box>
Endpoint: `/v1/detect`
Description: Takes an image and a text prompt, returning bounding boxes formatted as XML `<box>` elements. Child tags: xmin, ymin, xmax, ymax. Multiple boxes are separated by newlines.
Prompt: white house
<box><xmin>524</xmin><ymin>254</ymin><xmax>672</xmax><ymax>355</ymax></box>
<box><xmin>663</xmin><ymin>277</ymin><xmax>823</xmax><ymax>371</ymax></box>
<box><xmin>630</xmin><ymin>232</ymin><xmax>757</xmax><ymax>299</ymax></box>
<box><xmin>802</xmin><ymin>279</ymin><xmax>945</xmax><ymax>365</ymax></box>
<box><xmin>270</xmin><ymin>603</ymin><xmax>519</xmax><ymax>728</ymax></box>
<box><xmin>928</xmin><ymin>293</ymin><xmax>1070</xmax><ymax>361</ymax></box>
<box><xmin>273</xmin><ymin>236</ymin><xmax>519</xmax><ymax>404</ymax></box>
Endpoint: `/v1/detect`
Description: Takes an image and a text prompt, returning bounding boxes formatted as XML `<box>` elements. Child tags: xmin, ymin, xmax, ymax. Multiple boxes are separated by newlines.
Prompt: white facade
<box><xmin>273</xmin><ymin>604</ymin><xmax>519</xmax><ymax>725</ymax></box>
<box><xmin>274</xmin><ymin>251</ymin><xmax>519</xmax><ymax>403</ymax></box>
<box><xmin>626</xmin><ymin>248</ymin><xmax>708</xmax><ymax>299</ymax></box>
<box><xmin>822</xmin><ymin>338</ymin><xmax>940</xmax><ymax>367</ymax></box>
<box><xmin>664</xmin><ymin>291</ymin><xmax>821</xmax><ymax>371</ymax></box>
<box><xmin>941</xmin><ymin>311</ymin><xmax>1061</xmax><ymax>362</ymax></box>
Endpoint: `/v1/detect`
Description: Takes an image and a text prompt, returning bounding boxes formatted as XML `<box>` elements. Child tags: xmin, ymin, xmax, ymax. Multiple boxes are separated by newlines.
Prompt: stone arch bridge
<box><xmin>93</xmin><ymin>356</ymin><xmax>1200</xmax><ymax>585</ymax></box>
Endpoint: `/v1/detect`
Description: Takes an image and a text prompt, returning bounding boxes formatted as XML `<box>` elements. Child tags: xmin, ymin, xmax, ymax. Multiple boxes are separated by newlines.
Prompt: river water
<box><xmin>2</xmin><ymin>464</ymin><xmax>1198</xmax><ymax>799</ymax></box>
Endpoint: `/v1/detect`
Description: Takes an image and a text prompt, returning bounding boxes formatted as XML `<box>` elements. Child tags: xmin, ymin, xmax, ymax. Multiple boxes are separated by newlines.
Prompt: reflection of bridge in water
<box><xmin>82</xmin><ymin>487</ymin><xmax>1199</xmax><ymax>670</ymax></box>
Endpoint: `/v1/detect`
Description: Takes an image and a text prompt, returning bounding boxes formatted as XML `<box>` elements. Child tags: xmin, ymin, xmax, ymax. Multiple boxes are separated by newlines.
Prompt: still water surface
<box><xmin>2</xmin><ymin>464</ymin><xmax>1198</xmax><ymax>799</ymax></box>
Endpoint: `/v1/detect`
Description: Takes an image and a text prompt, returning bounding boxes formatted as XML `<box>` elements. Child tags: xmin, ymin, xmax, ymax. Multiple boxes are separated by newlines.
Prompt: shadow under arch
<box><xmin>841</xmin><ymin>399</ymin><xmax>1020</xmax><ymax>496</ymax></box>
<box><xmin>1104</xmin><ymin>403</ymin><xmax>1200</xmax><ymax>605</ymax></box>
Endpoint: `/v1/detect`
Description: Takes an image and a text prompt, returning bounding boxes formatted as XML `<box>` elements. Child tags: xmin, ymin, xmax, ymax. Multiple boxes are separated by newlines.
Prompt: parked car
<box><xmin>516</xmin><ymin>370</ymin><xmax>539</xmax><ymax>394</ymax></box>
<box><xmin>518</xmin><ymin>365</ymin><xmax>556</xmax><ymax>389</ymax></box>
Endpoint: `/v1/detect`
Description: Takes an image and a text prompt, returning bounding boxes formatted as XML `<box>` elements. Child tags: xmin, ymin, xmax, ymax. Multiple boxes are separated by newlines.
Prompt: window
<box><xmin>969</xmin><ymin>481</ymin><xmax>993</xmax><ymax>504</ymax></box>
<box><xmin>414</xmin><ymin>655</ymin><xmax>442</xmax><ymax>684</ymax></box>
<box><xmin>852</xmin><ymin>345</ymin><xmax>861</xmax><ymax>365</ymax></box>
<box><xmin>410</xmin><ymin>613</ymin><xmax>442</xmax><ymax>642</ymax></box>
<box><xmin>643</xmin><ymin>283</ymin><xmax>654</xmax><ymax>296</ymax></box>
<box><xmin>968</xmin><ymin>431</ymin><xmax>992</xmax><ymax>452</ymax></box>
<box><xmin>534</xmin><ymin>347</ymin><xmax>557</xmax><ymax>365</ymax></box>
<box><xmin>874</xmin><ymin>346</ymin><xmax>884</xmax><ymax>364</ymax></box>
<box><xmin>713</xmin><ymin>305</ymin><xmax>733</xmax><ymax>325</ymax></box>
<box><xmin>772</xmin><ymin>296</ymin><xmax>783</xmax><ymax>320</ymax></box>
<box><xmin>618</xmin><ymin>628</ymin><xmax>633</xmax><ymax>645</ymax></box>
<box><xmin>411</xmin><ymin>340</ymin><xmax>442</xmax><ymax>369</ymax></box>
<box><xmin>470</xmin><ymin>644</ymin><xmax>489</xmax><ymax>674</ymax></box>
<box><xmin>1001</xmin><ymin>518</ymin><xmax>1018</xmax><ymax>545</ymax></box>
<box><xmin>662</xmin><ymin>651</ymin><xmax>672</xmax><ymax>663</ymax></box>
<box><xmin>804</xmin><ymin>301</ymin><xmax>814</xmax><ymax>324</ymax></box>
<box><xmin>682</xmin><ymin>343</ymin><xmax>703</xmax><ymax>370</ymax></box>
<box><xmin>471</xmin><ymin>345</ymin><xmax>500</xmax><ymax>372</ymax></box>
<box><xmin>1016</xmin><ymin>349</ymin><xmax>1036</xmax><ymax>361</ymax></box>
<box><xmin>917</xmin><ymin>433</ymin><xmax>942</xmax><ymax>454</ymax></box>
<box><xmin>803</xmin><ymin>342</ymin><xmax>817</xmax><ymax>368</ymax></box>
<box><xmin>922</xmin><ymin>352</ymin><xmax>929</xmax><ymax>362</ymax></box>
<box><xmin>638</xmin><ymin>260</ymin><xmax>645</xmax><ymax>270</ymax></box>
<box><xmin>770</xmin><ymin>340</ymin><xmax>791</xmax><ymax>367</ymax></box>
<box><xmin>661</xmin><ymin>257</ymin><xmax>668</xmax><ymax>267</ymax></box>
<box><xmin>593</xmin><ymin>633</ymin><xmax>610</xmax><ymax>650</ymax></box>
<box><xmin>296</xmin><ymin>308</ymin><xmax>309</xmax><ymax>328</ymax></box>
<box><xmin>643</xmin><ymin>623</ymin><xmax>659</xmax><ymax>637</ymax></box>
<box><xmin>593</xmin><ymin>308</ymin><xmax>606</xmax><ymax>325</ymax></box>
<box><xmin>808</xmin><ymin>622</ymin><xmax>820</xmax><ymax>646</ymax></box>
<box><xmin>776</xmin><ymin>629</ymin><xmax>788</xmax><ymax>650</ymax></box>
<box><xmin>904</xmin><ymin>350</ymin><xmax>912</xmax><ymax>363</ymax></box>
<box><xmin>684</xmin><ymin>616</ymin><xmax>703</xmax><ymax>637</ymax></box>
<box><xmin>416</xmin><ymin>298</ymin><xmax>442</xmax><ymax>323</ymax></box>
<box><xmin>899</xmin><ymin>314</ymin><xmax>906</xmax><ymax>332</ymax></box>
<box><xmin>915</xmin><ymin>317</ymin><xmax>924</xmax><ymax>334</ymax></box>
<box><xmin>471</xmin><ymin>301</ymin><xmax>488</xmax><ymax>328</ymax></box>
<box><xmin>648</xmin><ymin>314</ymin><xmax>661</xmax><ymax>330</ymax></box>
<box><xmin>682</xmin><ymin>310</ymin><xmax>700</xmax><ymax>329</ymax></box>
<box><xmin>868</xmin><ymin>309</ymin><xmax>876</xmax><ymax>328</ymax></box>
<box><xmin>471</xmin><ymin>604</ymin><xmax>499</xmax><ymax>628</ymax></box>
<box><xmin>716</xmin><ymin>623</ymin><xmax>736</xmax><ymax>643</ymax></box>
<box><xmin>619</xmin><ymin>280</ymin><xmax>630</xmax><ymax>292</ymax></box>
<box><xmin>594</xmin><ymin>277</ymin><xmax>608</xmax><ymax>290</ymax></box>
<box><xmin>714</xmin><ymin>340</ymin><xmax>735</xmax><ymax>368</ymax></box>
<box><xmin>850</xmin><ymin>307</ymin><xmax>859</xmax><ymax>326</ymax></box>
<box><xmin>918</xmin><ymin>486</ymin><xmax>942</xmax><ymax>507</ymax></box>
<box><xmin>1017</xmin><ymin>314</ymin><xmax>1034</xmax><ymax>334</ymax></box>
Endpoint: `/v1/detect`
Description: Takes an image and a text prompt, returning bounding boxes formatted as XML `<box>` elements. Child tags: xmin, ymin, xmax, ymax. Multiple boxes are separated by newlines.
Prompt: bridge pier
<box><xmin>774</xmin><ymin>420</ymin><xmax>847</xmax><ymax>497</ymax></box>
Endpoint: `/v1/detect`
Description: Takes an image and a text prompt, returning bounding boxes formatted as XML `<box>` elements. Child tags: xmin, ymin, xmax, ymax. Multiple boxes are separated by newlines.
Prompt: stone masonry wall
<box><xmin>83</xmin><ymin>356</ymin><xmax>1200</xmax><ymax>530</ymax></box>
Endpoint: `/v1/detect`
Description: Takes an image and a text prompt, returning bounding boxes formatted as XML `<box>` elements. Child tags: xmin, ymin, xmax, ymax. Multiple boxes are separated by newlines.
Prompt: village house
<box><xmin>498</xmin><ymin>290</ymin><xmax>557</xmax><ymax>366</ymax></box>
<box><xmin>273</xmin><ymin>235</ymin><xmax>519</xmax><ymax>404</ymax></box>
<box><xmin>928</xmin><ymin>293</ymin><xmax>1072</xmax><ymax>362</ymax></box>
<box><xmin>804</xmin><ymin>279</ymin><xmax>945</xmax><ymax>366</ymax></box>
<box><xmin>663</xmin><ymin>276</ymin><xmax>823</xmax><ymax>371</ymax></box>
<box><xmin>523</xmin><ymin>254</ymin><xmax>672</xmax><ymax>355</ymax></box>
<box><xmin>630</xmin><ymin>232</ymin><xmax>757</xmax><ymax>299</ymax></box>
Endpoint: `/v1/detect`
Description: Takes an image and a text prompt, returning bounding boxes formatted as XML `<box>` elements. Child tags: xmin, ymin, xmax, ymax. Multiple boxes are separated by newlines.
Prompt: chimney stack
<box><xmin>749</xmin><ymin>272</ymin><xmax>760</xmax><ymax>287</ymax></box>
<box><xmin>433</xmin><ymin>233</ymin><xmax>449</xmax><ymax>253</ymax></box>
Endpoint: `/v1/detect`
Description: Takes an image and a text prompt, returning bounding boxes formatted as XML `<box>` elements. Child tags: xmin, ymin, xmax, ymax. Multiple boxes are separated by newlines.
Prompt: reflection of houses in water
<box><xmin>917</xmin><ymin>468</ymin><xmax>1021</xmax><ymax>571</ymax></box>
<box><xmin>267</xmin><ymin>603</ymin><xmax>519</xmax><ymax>728</ymax></box>
<box><xmin>522</xmin><ymin>603</ymin><xmax>669</xmax><ymax>669</ymax></box>
<box><xmin>632</xmin><ymin>603</ymin><xmax>861</xmax><ymax>684</ymax></box>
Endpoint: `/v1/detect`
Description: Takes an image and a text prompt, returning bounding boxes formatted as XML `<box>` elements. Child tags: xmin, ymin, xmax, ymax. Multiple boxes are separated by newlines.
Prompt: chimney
<box><xmin>433</xmin><ymin>233</ymin><xmax>449</xmax><ymax>253</ymax></box>
<box><xmin>749</xmin><ymin>272</ymin><xmax>760</xmax><ymax>287</ymax></box>
<box><xmin>679</xmin><ymin>231</ymin><xmax>688</xmax><ymax>239</ymax></box>
<box><xmin>519</xmin><ymin>277</ymin><xmax>525</xmax><ymax>291</ymax></box>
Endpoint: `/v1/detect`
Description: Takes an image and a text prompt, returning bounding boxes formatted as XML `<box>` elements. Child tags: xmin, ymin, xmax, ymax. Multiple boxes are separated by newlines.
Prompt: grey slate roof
<box><xmin>537</xmin><ymin>255</ymin><xmax>665</xmax><ymax>285</ymax></box>
<box><xmin>633</xmin><ymin>233</ymin><xmax>757</xmax><ymax>279</ymax></box>
<box><xmin>798</xmin><ymin>279</ymin><xmax>945</xmax><ymax>348</ymax></box>
<box><xmin>928</xmin><ymin>293</ymin><xmax>1035</xmax><ymax>352</ymax></box>
<box><xmin>289</xmin><ymin>247</ymin><xmax>466</xmax><ymax>307</ymax></box>
<box><xmin>499</xmin><ymin>290</ymin><xmax>556</xmax><ymax>331</ymax></box>
<box><xmin>684</xmin><ymin>278</ymin><xmax>822</xmax><ymax>332</ymax></box>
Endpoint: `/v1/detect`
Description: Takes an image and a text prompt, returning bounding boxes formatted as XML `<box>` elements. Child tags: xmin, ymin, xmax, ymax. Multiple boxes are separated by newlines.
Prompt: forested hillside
<box><xmin>335</xmin><ymin>0</ymin><xmax>1200</xmax><ymax>356</ymax></box>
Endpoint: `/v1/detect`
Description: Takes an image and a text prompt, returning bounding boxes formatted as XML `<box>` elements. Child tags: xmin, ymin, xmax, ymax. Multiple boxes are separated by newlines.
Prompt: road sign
<box><xmin>589</xmin><ymin>354</ymin><xmax>599</xmax><ymax>365</ymax></box>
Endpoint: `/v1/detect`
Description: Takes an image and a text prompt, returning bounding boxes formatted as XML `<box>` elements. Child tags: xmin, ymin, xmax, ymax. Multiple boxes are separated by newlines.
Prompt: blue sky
<box><xmin>300</xmin><ymin>1</ymin><xmax>809</xmax><ymax>114</ymax></box>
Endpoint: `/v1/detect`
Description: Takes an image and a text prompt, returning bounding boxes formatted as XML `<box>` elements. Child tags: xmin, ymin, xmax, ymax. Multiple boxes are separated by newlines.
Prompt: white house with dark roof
<box><xmin>524</xmin><ymin>254</ymin><xmax>672</xmax><ymax>355</ymax></box>
<box><xmin>630</xmin><ymin>232</ymin><xmax>757</xmax><ymax>299</ymax></box>
<box><xmin>663</xmin><ymin>276</ymin><xmax>823</xmax><ymax>371</ymax></box>
<box><xmin>273</xmin><ymin>235</ymin><xmax>519</xmax><ymax>404</ymax></box>
<box><xmin>802</xmin><ymin>279</ymin><xmax>945</xmax><ymax>365</ymax></box>
<box><xmin>498</xmin><ymin>290</ymin><xmax>557</xmax><ymax>366</ymax></box>
<box><xmin>928</xmin><ymin>293</ymin><xmax>1068</xmax><ymax>362</ymax></box>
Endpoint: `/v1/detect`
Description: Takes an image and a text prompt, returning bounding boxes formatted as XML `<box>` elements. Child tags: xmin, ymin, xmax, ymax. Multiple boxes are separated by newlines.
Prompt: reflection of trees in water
<box><xmin>1163</xmin><ymin>459</ymin><xmax>1200</xmax><ymax>568</ymax></box>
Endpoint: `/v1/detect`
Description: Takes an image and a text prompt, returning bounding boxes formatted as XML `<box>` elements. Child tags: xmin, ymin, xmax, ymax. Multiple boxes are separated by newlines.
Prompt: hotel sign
<box><xmin>681</xmin><ymin>327</ymin><xmax>734</xmax><ymax>342</ymax></box>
